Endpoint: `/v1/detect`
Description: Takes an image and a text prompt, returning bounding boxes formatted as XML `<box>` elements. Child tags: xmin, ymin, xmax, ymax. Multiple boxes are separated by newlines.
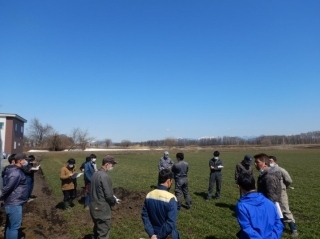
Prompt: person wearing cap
<box><xmin>158</xmin><ymin>151</ymin><xmax>174</xmax><ymax>171</ymax></box>
<box><xmin>171</xmin><ymin>152</ymin><xmax>192</xmax><ymax>210</ymax></box>
<box><xmin>235</xmin><ymin>172</ymin><xmax>283</xmax><ymax>239</ymax></box>
<box><xmin>0</xmin><ymin>153</ymin><xmax>29</xmax><ymax>239</ymax></box>
<box><xmin>235</xmin><ymin>155</ymin><xmax>254</xmax><ymax>197</ymax></box>
<box><xmin>141</xmin><ymin>169</ymin><xmax>180</xmax><ymax>239</ymax></box>
<box><xmin>23</xmin><ymin>155</ymin><xmax>39</xmax><ymax>202</ymax></box>
<box><xmin>206</xmin><ymin>151</ymin><xmax>224</xmax><ymax>200</ymax></box>
<box><xmin>60</xmin><ymin>158</ymin><xmax>77</xmax><ymax>210</ymax></box>
<box><xmin>1</xmin><ymin>154</ymin><xmax>16</xmax><ymax>187</ymax></box>
<box><xmin>269</xmin><ymin>156</ymin><xmax>298</xmax><ymax>237</ymax></box>
<box><xmin>83</xmin><ymin>154</ymin><xmax>97</xmax><ymax>210</ymax></box>
<box><xmin>89</xmin><ymin>155</ymin><xmax>118</xmax><ymax>239</ymax></box>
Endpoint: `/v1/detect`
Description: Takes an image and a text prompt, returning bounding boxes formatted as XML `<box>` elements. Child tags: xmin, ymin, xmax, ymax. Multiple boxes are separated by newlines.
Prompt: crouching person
<box><xmin>60</xmin><ymin>158</ymin><xmax>76</xmax><ymax>210</ymax></box>
<box><xmin>141</xmin><ymin>169</ymin><xmax>180</xmax><ymax>239</ymax></box>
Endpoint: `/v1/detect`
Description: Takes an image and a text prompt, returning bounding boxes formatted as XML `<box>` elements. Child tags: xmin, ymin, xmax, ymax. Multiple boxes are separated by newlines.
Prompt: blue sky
<box><xmin>1</xmin><ymin>0</ymin><xmax>319</xmax><ymax>142</ymax></box>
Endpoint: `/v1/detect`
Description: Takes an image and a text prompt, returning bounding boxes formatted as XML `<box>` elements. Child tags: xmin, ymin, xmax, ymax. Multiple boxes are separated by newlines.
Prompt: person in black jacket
<box><xmin>206</xmin><ymin>151</ymin><xmax>224</xmax><ymax>200</ymax></box>
<box><xmin>0</xmin><ymin>153</ymin><xmax>28</xmax><ymax>239</ymax></box>
<box><xmin>235</xmin><ymin>155</ymin><xmax>254</xmax><ymax>197</ymax></box>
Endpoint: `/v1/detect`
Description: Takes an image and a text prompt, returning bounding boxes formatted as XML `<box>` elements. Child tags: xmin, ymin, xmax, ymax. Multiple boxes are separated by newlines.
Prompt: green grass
<box><xmin>34</xmin><ymin>149</ymin><xmax>320</xmax><ymax>239</ymax></box>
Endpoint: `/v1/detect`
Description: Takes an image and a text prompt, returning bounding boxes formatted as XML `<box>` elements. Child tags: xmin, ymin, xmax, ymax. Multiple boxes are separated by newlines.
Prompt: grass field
<box><xmin>35</xmin><ymin>148</ymin><xmax>320</xmax><ymax>239</ymax></box>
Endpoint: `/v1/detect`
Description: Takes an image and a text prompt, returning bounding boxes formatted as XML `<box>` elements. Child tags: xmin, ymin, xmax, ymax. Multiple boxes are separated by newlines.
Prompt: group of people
<box><xmin>0</xmin><ymin>153</ymin><xmax>39</xmax><ymax>239</ymax></box>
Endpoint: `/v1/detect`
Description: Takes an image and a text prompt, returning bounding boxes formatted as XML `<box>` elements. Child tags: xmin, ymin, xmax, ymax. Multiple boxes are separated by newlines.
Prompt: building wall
<box><xmin>5</xmin><ymin>117</ymin><xmax>25</xmax><ymax>154</ymax></box>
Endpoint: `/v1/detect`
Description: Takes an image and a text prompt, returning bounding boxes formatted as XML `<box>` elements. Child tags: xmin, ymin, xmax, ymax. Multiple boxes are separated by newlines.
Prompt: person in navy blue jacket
<box><xmin>0</xmin><ymin>153</ymin><xmax>29</xmax><ymax>239</ymax></box>
<box><xmin>84</xmin><ymin>156</ymin><xmax>95</xmax><ymax>209</ymax></box>
<box><xmin>235</xmin><ymin>172</ymin><xmax>283</xmax><ymax>239</ymax></box>
<box><xmin>141</xmin><ymin>169</ymin><xmax>180</xmax><ymax>239</ymax></box>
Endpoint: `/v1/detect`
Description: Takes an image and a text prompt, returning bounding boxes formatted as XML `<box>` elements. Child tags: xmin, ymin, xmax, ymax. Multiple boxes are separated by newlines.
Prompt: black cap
<box><xmin>244</xmin><ymin>155</ymin><xmax>252</xmax><ymax>161</ymax></box>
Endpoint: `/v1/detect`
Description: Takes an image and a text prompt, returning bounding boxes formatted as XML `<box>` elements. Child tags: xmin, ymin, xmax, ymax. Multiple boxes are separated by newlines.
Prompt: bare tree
<box><xmin>27</xmin><ymin>118</ymin><xmax>53</xmax><ymax>147</ymax></box>
<box><xmin>105</xmin><ymin>139</ymin><xmax>112</xmax><ymax>148</ymax></box>
<box><xmin>164</xmin><ymin>137</ymin><xmax>178</xmax><ymax>149</ymax></box>
<box><xmin>69</xmin><ymin>128</ymin><xmax>93</xmax><ymax>150</ymax></box>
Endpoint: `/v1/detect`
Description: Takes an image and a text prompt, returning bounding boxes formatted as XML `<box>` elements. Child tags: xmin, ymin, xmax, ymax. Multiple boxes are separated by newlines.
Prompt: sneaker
<box><xmin>27</xmin><ymin>198</ymin><xmax>34</xmax><ymax>203</ymax></box>
<box><xmin>84</xmin><ymin>206</ymin><xmax>89</xmax><ymax>210</ymax></box>
<box><xmin>291</xmin><ymin>230</ymin><xmax>298</xmax><ymax>237</ymax></box>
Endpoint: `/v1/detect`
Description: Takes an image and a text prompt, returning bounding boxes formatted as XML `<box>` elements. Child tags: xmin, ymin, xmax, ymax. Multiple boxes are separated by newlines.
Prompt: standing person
<box><xmin>253</xmin><ymin>153</ymin><xmax>282</xmax><ymax>204</ymax></box>
<box><xmin>171</xmin><ymin>152</ymin><xmax>192</xmax><ymax>210</ymax></box>
<box><xmin>141</xmin><ymin>169</ymin><xmax>180</xmax><ymax>239</ymax></box>
<box><xmin>0</xmin><ymin>153</ymin><xmax>28</xmax><ymax>239</ymax></box>
<box><xmin>235</xmin><ymin>173</ymin><xmax>283</xmax><ymax>239</ymax></box>
<box><xmin>235</xmin><ymin>155</ymin><xmax>254</xmax><ymax>197</ymax></box>
<box><xmin>60</xmin><ymin>158</ymin><xmax>77</xmax><ymax>210</ymax></box>
<box><xmin>1</xmin><ymin>154</ymin><xmax>16</xmax><ymax>187</ymax></box>
<box><xmin>206</xmin><ymin>151</ymin><xmax>224</xmax><ymax>200</ymax></box>
<box><xmin>23</xmin><ymin>155</ymin><xmax>39</xmax><ymax>202</ymax></box>
<box><xmin>89</xmin><ymin>154</ymin><xmax>98</xmax><ymax>172</ymax></box>
<box><xmin>269</xmin><ymin>156</ymin><xmax>298</xmax><ymax>237</ymax></box>
<box><xmin>90</xmin><ymin>155</ymin><xmax>119</xmax><ymax>239</ymax></box>
<box><xmin>158</xmin><ymin>151</ymin><xmax>174</xmax><ymax>171</ymax></box>
<box><xmin>84</xmin><ymin>155</ymin><xmax>96</xmax><ymax>210</ymax></box>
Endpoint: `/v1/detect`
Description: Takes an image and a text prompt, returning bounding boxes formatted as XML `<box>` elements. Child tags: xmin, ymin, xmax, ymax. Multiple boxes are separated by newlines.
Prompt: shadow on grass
<box><xmin>215</xmin><ymin>202</ymin><xmax>236</xmax><ymax>217</ymax></box>
<box><xmin>150</xmin><ymin>185</ymin><xmax>157</xmax><ymax>189</ymax></box>
<box><xmin>194</xmin><ymin>191</ymin><xmax>207</xmax><ymax>199</ymax></box>
<box><xmin>82</xmin><ymin>234</ymin><xmax>94</xmax><ymax>239</ymax></box>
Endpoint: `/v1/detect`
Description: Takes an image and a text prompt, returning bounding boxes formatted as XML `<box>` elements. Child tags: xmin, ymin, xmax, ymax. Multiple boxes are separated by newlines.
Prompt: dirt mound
<box><xmin>0</xmin><ymin>173</ymin><xmax>147</xmax><ymax>239</ymax></box>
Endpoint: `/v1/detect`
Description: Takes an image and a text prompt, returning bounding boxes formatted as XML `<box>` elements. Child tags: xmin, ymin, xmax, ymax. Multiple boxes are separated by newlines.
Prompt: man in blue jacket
<box><xmin>84</xmin><ymin>156</ymin><xmax>96</xmax><ymax>210</ymax></box>
<box><xmin>235</xmin><ymin>172</ymin><xmax>283</xmax><ymax>239</ymax></box>
<box><xmin>142</xmin><ymin>169</ymin><xmax>180</xmax><ymax>239</ymax></box>
<box><xmin>0</xmin><ymin>153</ymin><xmax>29</xmax><ymax>239</ymax></box>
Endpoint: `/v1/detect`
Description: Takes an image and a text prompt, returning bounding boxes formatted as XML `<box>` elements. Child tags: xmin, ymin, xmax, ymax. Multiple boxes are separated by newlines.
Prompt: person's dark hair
<box><xmin>86</xmin><ymin>156</ymin><xmax>91</xmax><ymax>162</ymax></box>
<box><xmin>8</xmin><ymin>154</ymin><xmax>16</xmax><ymax>164</ymax></box>
<box><xmin>158</xmin><ymin>169</ymin><xmax>173</xmax><ymax>184</ymax></box>
<box><xmin>254</xmin><ymin>153</ymin><xmax>270</xmax><ymax>166</ymax></box>
<box><xmin>67</xmin><ymin>158</ymin><xmax>76</xmax><ymax>164</ymax></box>
<box><xmin>213</xmin><ymin>151</ymin><xmax>220</xmax><ymax>157</ymax></box>
<box><xmin>176</xmin><ymin>152</ymin><xmax>184</xmax><ymax>160</ymax></box>
<box><xmin>269</xmin><ymin>155</ymin><xmax>277</xmax><ymax>162</ymax></box>
<box><xmin>89</xmin><ymin>154</ymin><xmax>96</xmax><ymax>158</ymax></box>
<box><xmin>28</xmin><ymin>155</ymin><xmax>35</xmax><ymax>162</ymax></box>
<box><xmin>237</xmin><ymin>172</ymin><xmax>256</xmax><ymax>192</ymax></box>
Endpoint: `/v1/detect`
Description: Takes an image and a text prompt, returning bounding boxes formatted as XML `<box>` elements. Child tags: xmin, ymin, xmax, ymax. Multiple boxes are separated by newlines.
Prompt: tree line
<box><xmin>24</xmin><ymin>118</ymin><xmax>320</xmax><ymax>151</ymax></box>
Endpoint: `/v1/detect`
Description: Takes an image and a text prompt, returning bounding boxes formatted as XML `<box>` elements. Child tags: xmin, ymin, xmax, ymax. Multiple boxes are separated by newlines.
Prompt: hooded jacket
<box><xmin>236</xmin><ymin>192</ymin><xmax>283</xmax><ymax>239</ymax></box>
<box><xmin>0</xmin><ymin>165</ymin><xmax>28</xmax><ymax>206</ymax></box>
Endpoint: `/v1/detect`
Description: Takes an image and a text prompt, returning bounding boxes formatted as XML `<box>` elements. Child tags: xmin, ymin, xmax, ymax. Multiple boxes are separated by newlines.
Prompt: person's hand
<box><xmin>150</xmin><ymin>235</ymin><xmax>157</xmax><ymax>239</ymax></box>
<box><xmin>210</xmin><ymin>166</ymin><xmax>215</xmax><ymax>169</ymax></box>
<box><xmin>114</xmin><ymin>195</ymin><xmax>121</xmax><ymax>204</ymax></box>
<box><xmin>69</xmin><ymin>173</ymin><xmax>73</xmax><ymax>177</ymax></box>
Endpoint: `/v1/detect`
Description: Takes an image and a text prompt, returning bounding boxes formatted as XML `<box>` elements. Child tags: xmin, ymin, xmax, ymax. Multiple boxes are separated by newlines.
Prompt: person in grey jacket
<box><xmin>89</xmin><ymin>155</ymin><xmax>119</xmax><ymax>239</ymax></box>
<box><xmin>158</xmin><ymin>151</ymin><xmax>174</xmax><ymax>171</ymax></box>
<box><xmin>0</xmin><ymin>153</ymin><xmax>29</xmax><ymax>239</ymax></box>
<box><xmin>206</xmin><ymin>151</ymin><xmax>224</xmax><ymax>200</ymax></box>
<box><xmin>235</xmin><ymin>155</ymin><xmax>254</xmax><ymax>197</ymax></box>
<box><xmin>254</xmin><ymin>153</ymin><xmax>282</xmax><ymax>204</ymax></box>
<box><xmin>171</xmin><ymin>152</ymin><xmax>192</xmax><ymax>210</ymax></box>
<box><xmin>269</xmin><ymin>156</ymin><xmax>298</xmax><ymax>237</ymax></box>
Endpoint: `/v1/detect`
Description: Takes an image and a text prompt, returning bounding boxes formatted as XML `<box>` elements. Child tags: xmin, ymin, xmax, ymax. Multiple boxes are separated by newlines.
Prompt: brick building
<box><xmin>0</xmin><ymin>113</ymin><xmax>27</xmax><ymax>155</ymax></box>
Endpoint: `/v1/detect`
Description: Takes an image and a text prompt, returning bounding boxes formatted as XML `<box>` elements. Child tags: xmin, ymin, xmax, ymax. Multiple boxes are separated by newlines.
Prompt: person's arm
<box><xmin>157</xmin><ymin>197</ymin><xmax>178</xmax><ymax>239</ymax></box>
<box><xmin>235</xmin><ymin>203</ymin><xmax>263</xmax><ymax>239</ymax></box>
<box><xmin>0</xmin><ymin>172</ymin><xmax>20</xmax><ymax>200</ymax></box>
<box><xmin>235</xmin><ymin>165</ymin><xmax>240</xmax><ymax>182</ymax></box>
<box><xmin>85</xmin><ymin>164</ymin><xmax>94</xmax><ymax>182</ymax></box>
<box><xmin>158</xmin><ymin>159</ymin><xmax>164</xmax><ymax>171</ymax></box>
<box><xmin>141</xmin><ymin>199</ymin><xmax>156</xmax><ymax>238</ymax></box>
<box><xmin>60</xmin><ymin>167</ymin><xmax>72</xmax><ymax>180</ymax></box>
<box><xmin>101</xmin><ymin>174</ymin><xmax>116</xmax><ymax>206</ymax></box>
<box><xmin>281</xmin><ymin>168</ymin><xmax>292</xmax><ymax>188</ymax></box>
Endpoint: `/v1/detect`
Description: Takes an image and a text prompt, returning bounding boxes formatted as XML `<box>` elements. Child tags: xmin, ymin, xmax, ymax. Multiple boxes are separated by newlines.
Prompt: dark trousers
<box><xmin>63</xmin><ymin>189</ymin><xmax>75</xmax><ymax>202</ymax></box>
<box><xmin>174</xmin><ymin>178</ymin><xmax>192</xmax><ymax>209</ymax></box>
<box><xmin>26</xmin><ymin>176</ymin><xmax>34</xmax><ymax>198</ymax></box>
<box><xmin>207</xmin><ymin>172</ymin><xmax>222</xmax><ymax>199</ymax></box>
<box><xmin>91</xmin><ymin>217</ymin><xmax>111</xmax><ymax>239</ymax></box>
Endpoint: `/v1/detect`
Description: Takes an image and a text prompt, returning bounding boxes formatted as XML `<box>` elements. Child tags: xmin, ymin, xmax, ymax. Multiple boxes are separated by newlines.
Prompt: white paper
<box><xmin>31</xmin><ymin>165</ymin><xmax>40</xmax><ymax>170</ymax></box>
<box><xmin>72</xmin><ymin>172</ymin><xmax>83</xmax><ymax>179</ymax></box>
<box><xmin>275</xmin><ymin>202</ymin><xmax>283</xmax><ymax>218</ymax></box>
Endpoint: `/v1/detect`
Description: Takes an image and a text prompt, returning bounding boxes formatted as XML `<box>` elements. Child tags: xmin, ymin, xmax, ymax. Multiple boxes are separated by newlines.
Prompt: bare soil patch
<box><xmin>0</xmin><ymin>171</ymin><xmax>147</xmax><ymax>239</ymax></box>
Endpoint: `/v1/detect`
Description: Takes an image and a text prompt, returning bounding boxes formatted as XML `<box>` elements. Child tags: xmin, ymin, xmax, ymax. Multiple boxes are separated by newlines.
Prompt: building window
<box><xmin>21</xmin><ymin>126</ymin><xmax>24</xmax><ymax>133</ymax></box>
<box><xmin>14</xmin><ymin>141</ymin><xmax>16</xmax><ymax>149</ymax></box>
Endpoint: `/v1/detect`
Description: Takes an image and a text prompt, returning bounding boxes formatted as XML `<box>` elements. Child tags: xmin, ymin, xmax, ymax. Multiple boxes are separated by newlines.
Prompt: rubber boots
<box><xmin>64</xmin><ymin>201</ymin><xmax>71</xmax><ymax>210</ymax></box>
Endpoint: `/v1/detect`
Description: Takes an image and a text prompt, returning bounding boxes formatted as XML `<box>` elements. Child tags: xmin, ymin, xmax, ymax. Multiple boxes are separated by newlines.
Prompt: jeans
<box><xmin>5</xmin><ymin>205</ymin><xmax>23</xmax><ymax>239</ymax></box>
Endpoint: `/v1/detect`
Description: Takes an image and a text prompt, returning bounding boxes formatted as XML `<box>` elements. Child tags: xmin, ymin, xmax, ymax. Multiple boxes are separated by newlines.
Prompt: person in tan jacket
<box><xmin>60</xmin><ymin>158</ymin><xmax>76</xmax><ymax>210</ymax></box>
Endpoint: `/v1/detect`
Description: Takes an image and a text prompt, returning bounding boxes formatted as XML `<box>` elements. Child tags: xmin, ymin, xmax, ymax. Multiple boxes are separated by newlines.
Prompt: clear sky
<box><xmin>1</xmin><ymin>0</ymin><xmax>319</xmax><ymax>142</ymax></box>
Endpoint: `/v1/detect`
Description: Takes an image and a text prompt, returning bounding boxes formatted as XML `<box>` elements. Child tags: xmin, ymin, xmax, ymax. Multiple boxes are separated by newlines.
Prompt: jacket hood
<box><xmin>239</xmin><ymin>192</ymin><xmax>266</xmax><ymax>206</ymax></box>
